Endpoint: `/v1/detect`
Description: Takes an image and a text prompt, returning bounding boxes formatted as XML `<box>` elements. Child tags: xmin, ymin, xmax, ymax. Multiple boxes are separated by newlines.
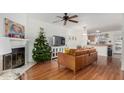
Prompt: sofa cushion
<box><xmin>89</xmin><ymin>48</ymin><xmax>96</xmax><ymax>53</ymax></box>
<box><xmin>67</xmin><ymin>47</ymin><xmax>96</xmax><ymax>56</ymax></box>
<box><xmin>79</xmin><ymin>50</ymin><xmax>89</xmax><ymax>55</ymax></box>
<box><xmin>68</xmin><ymin>49</ymin><xmax>77</xmax><ymax>55</ymax></box>
<box><xmin>69</xmin><ymin>49</ymin><xmax>89</xmax><ymax>56</ymax></box>
<box><xmin>64</xmin><ymin>48</ymin><xmax>70</xmax><ymax>53</ymax></box>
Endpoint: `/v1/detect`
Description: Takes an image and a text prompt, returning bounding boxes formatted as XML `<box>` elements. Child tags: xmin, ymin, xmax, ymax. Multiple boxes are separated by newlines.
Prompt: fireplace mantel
<box><xmin>10</xmin><ymin>38</ymin><xmax>29</xmax><ymax>41</ymax></box>
<box><xmin>9</xmin><ymin>38</ymin><xmax>29</xmax><ymax>49</ymax></box>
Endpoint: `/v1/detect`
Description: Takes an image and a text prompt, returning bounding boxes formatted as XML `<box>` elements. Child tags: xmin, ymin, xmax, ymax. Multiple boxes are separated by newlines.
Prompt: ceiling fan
<box><xmin>53</xmin><ymin>13</ymin><xmax>79</xmax><ymax>25</ymax></box>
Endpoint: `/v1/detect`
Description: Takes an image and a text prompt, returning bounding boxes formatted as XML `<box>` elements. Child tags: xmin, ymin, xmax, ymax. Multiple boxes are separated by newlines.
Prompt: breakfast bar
<box><xmin>87</xmin><ymin>44</ymin><xmax>112</xmax><ymax>56</ymax></box>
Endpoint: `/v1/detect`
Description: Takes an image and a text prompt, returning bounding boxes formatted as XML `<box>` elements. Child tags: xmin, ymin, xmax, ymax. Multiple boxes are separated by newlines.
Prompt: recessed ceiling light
<box><xmin>96</xmin><ymin>30</ymin><xmax>100</xmax><ymax>33</ymax></box>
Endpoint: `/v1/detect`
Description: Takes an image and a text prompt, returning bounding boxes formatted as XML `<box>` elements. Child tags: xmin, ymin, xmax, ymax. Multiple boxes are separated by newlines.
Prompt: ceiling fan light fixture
<box><xmin>96</xmin><ymin>30</ymin><xmax>100</xmax><ymax>33</ymax></box>
<box><xmin>54</xmin><ymin>13</ymin><xmax>79</xmax><ymax>25</ymax></box>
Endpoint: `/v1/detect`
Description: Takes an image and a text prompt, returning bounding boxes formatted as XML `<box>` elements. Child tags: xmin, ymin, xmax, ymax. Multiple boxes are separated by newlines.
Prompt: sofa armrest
<box><xmin>58</xmin><ymin>52</ymin><xmax>75</xmax><ymax>70</ymax></box>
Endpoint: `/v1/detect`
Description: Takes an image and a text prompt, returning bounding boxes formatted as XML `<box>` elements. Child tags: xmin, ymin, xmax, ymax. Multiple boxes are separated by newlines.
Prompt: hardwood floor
<box><xmin>20</xmin><ymin>56</ymin><xmax>124</xmax><ymax>80</ymax></box>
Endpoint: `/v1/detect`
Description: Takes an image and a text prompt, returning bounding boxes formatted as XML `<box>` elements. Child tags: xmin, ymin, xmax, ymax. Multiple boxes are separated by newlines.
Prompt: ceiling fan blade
<box><xmin>69</xmin><ymin>20</ymin><xmax>78</xmax><ymax>23</ymax></box>
<box><xmin>53</xmin><ymin>19</ymin><xmax>64</xmax><ymax>23</ymax></box>
<box><xmin>57</xmin><ymin>16</ymin><xmax>63</xmax><ymax>19</ymax></box>
<box><xmin>64</xmin><ymin>20</ymin><xmax>67</xmax><ymax>25</ymax></box>
<box><xmin>68</xmin><ymin>15</ymin><xmax>78</xmax><ymax>19</ymax></box>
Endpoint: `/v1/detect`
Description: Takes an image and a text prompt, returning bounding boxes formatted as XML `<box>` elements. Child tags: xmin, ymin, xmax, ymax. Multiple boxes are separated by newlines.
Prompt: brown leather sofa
<box><xmin>58</xmin><ymin>48</ymin><xmax>97</xmax><ymax>74</ymax></box>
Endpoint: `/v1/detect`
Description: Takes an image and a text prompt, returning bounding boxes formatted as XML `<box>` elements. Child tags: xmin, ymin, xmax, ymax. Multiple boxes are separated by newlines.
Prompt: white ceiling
<box><xmin>28</xmin><ymin>13</ymin><xmax>123</xmax><ymax>33</ymax></box>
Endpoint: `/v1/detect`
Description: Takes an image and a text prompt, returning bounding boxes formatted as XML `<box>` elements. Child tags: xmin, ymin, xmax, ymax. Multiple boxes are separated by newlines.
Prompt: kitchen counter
<box><xmin>88</xmin><ymin>44</ymin><xmax>112</xmax><ymax>46</ymax></box>
<box><xmin>87</xmin><ymin>44</ymin><xmax>112</xmax><ymax>56</ymax></box>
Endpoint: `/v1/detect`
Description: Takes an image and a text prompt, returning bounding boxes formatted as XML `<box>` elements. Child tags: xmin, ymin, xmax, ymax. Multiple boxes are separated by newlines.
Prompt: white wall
<box><xmin>66</xmin><ymin>27</ymin><xmax>88</xmax><ymax>48</ymax></box>
<box><xmin>27</xmin><ymin>16</ymin><xmax>67</xmax><ymax>62</ymax></box>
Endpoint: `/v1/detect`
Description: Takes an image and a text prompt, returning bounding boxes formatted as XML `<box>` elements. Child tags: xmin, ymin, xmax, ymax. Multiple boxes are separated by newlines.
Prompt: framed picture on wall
<box><xmin>5</xmin><ymin>18</ymin><xmax>25</xmax><ymax>39</ymax></box>
<box><xmin>72</xmin><ymin>36</ymin><xmax>74</xmax><ymax>40</ymax></box>
<box><xmin>75</xmin><ymin>37</ymin><xmax>77</xmax><ymax>40</ymax></box>
<box><xmin>68</xmin><ymin>36</ymin><xmax>71</xmax><ymax>40</ymax></box>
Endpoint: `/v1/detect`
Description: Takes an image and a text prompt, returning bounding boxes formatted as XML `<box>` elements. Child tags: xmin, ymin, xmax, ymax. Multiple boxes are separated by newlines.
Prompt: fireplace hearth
<box><xmin>3</xmin><ymin>47</ymin><xmax>25</xmax><ymax>70</ymax></box>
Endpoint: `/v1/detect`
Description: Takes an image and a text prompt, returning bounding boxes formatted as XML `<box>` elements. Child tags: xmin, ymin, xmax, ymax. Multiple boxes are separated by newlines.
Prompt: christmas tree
<box><xmin>32</xmin><ymin>28</ymin><xmax>51</xmax><ymax>62</ymax></box>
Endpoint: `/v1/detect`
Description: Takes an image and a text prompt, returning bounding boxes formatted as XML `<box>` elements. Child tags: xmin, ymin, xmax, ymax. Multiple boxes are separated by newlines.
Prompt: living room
<box><xmin>0</xmin><ymin>13</ymin><xmax>124</xmax><ymax>80</ymax></box>
<box><xmin>1</xmin><ymin>1</ymin><xmax>124</xmax><ymax>93</ymax></box>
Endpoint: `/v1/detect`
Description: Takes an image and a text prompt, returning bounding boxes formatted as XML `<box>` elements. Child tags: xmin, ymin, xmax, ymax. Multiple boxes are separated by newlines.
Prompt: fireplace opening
<box><xmin>3</xmin><ymin>47</ymin><xmax>25</xmax><ymax>70</ymax></box>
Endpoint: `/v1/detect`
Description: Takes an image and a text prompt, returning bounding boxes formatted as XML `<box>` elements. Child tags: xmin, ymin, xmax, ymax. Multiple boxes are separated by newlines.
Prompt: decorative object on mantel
<box><xmin>32</xmin><ymin>27</ymin><xmax>51</xmax><ymax>62</ymax></box>
<box><xmin>5</xmin><ymin>18</ymin><xmax>25</xmax><ymax>39</ymax></box>
<box><xmin>0</xmin><ymin>37</ymin><xmax>12</xmax><ymax>55</ymax></box>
